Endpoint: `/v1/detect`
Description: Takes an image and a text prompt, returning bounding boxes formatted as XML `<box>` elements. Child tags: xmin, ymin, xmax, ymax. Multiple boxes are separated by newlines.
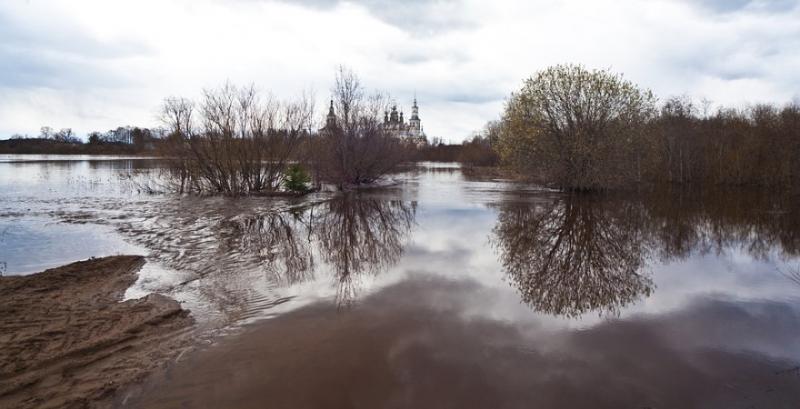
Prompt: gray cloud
<box><xmin>277</xmin><ymin>0</ymin><xmax>477</xmax><ymax>34</ymax></box>
<box><xmin>1</xmin><ymin>0</ymin><xmax>799</xmax><ymax>141</ymax></box>
<box><xmin>689</xmin><ymin>0</ymin><xmax>799</xmax><ymax>14</ymax></box>
<box><xmin>0</xmin><ymin>9</ymin><xmax>151</xmax><ymax>90</ymax></box>
<box><xmin>0</xmin><ymin>48</ymin><xmax>132</xmax><ymax>89</ymax></box>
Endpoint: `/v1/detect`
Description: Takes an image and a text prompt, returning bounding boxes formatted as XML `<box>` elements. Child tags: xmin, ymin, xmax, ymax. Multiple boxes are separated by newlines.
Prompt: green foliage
<box><xmin>284</xmin><ymin>164</ymin><xmax>311</xmax><ymax>193</ymax></box>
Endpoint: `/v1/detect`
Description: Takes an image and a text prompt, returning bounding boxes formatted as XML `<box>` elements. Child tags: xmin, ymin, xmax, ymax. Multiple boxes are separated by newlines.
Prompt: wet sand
<box><xmin>0</xmin><ymin>256</ymin><xmax>193</xmax><ymax>409</ymax></box>
<box><xmin>129</xmin><ymin>278</ymin><xmax>800</xmax><ymax>409</ymax></box>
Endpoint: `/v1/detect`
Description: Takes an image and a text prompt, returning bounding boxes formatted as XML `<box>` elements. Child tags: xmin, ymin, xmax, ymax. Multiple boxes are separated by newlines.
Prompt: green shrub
<box><xmin>284</xmin><ymin>164</ymin><xmax>311</xmax><ymax>193</ymax></box>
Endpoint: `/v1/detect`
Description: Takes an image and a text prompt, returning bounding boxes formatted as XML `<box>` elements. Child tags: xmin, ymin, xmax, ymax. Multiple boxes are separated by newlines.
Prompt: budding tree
<box><xmin>497</xmin><ymin>64</ymin><xmax>656</xmax><ymax>190</ymax></box>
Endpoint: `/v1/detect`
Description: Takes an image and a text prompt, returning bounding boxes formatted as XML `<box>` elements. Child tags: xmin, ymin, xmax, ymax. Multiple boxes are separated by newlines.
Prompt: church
<box><xmin>323</xmin><ymin>98</ymin><xmax>428</xmax><ymax>147</ymax></box>
<box><xmin>383</xmin><ymin>98</ymin><xmax>428</xmax><ymax>147</ymax></box>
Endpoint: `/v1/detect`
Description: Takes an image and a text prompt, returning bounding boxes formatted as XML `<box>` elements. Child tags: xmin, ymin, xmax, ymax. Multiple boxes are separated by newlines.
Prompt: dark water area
<box><xmin>2</xmin><ymin>156</ymin><xmax>800</xmax><ymax>407</ymax></box>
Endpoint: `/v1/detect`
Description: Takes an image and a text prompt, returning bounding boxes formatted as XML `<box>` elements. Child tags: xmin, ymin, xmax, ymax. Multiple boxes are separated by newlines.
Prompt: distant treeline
<box><xmin>1</xmin><ymin>126</ymin><xmax>164</xmax><ymax>155</ymax></box>
<box><xmin>468</xmin><ymin>64</ymin><xmax>800</xmax><ymax>191</ymax></box>
<box><xmin>414</xmin><ymin>131</ymin><xmax>502</xmax><ymax>165</ymax></box>
<box><xmin>646</xmin><ymin>98</ymin><xmax>800</xmax><ymax>187</ymax></box>
<box><xmin>415</xmin><ymin>143</ymin><xmax>462</xmax><ymax>162</ymax></box>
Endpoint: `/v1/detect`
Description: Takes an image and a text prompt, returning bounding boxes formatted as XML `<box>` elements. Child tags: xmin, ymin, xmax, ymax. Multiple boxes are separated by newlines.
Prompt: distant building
<box><xmin>383</xmin><ymin>98</ymin><xmax>428</xmax><ymax>147</ymax></box>
<box><xmin>322</xmin><ymin>98</ymin><xmax>429</xmax><ymax>147</ymax></box>
<box><xmin>323</xmin><ymin>100</ymin><xmax>337</xmax><ymax>132</ymax></box>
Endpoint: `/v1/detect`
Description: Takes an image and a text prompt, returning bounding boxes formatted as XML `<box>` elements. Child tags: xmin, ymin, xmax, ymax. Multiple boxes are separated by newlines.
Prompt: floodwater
<box><xmin>1</xmin><ymin>155</ymin><xmax>800</xmax><ymax>408</ymax></box>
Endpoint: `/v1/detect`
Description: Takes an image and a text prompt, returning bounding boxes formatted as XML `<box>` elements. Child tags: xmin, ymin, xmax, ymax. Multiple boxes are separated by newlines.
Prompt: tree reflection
<box><xmin>643</xmin><ymin>189</ymin><xmax>800</xmax><ymax>261</ymax></box>
<box><xmin>230</xmin><ymin>208</ymin><xmax>316</xmax><ymax>286</ymax></box>
<box><xmin>230</xmin><ymin>194</ymin><xmax>416</xmax><ymax>305</ymax></box>
<box><xmin>492</xmin><ymin>189</ymin><xmax>800</xmax><ymax>318</ymax></box>
<box><xmin>492</xmin><ymin>195</ymin><xmax>654</xmax><ymax>317</ymax></box>
<box><xmin>314</xmin><ymin>196</ymin><xmax>416</xmax><ymax>305</ymax></box>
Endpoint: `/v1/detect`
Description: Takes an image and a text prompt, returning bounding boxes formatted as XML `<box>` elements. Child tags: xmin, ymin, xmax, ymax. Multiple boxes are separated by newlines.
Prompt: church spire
<box><xmin>325</xmin><ymin>99</ymin><xmax>336</xmax><ymax>128</ymax></box>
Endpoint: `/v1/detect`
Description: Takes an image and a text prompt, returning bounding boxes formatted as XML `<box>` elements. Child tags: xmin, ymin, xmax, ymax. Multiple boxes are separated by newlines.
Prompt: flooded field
<box><xmin>2</xmin><ymin>155</ymin><xmax>800</xmax><ymax>408</ymax></box>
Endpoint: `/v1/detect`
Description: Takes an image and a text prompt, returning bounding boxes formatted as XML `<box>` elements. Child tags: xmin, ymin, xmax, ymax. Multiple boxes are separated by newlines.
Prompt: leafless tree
<box><xmin>312</xmin><ymin>67</ymin><xmax>410</xmax><ymax>188</ymax></box>
<box><xmin>159</xmin><ymin>97</ymin><xmax>195</xmax><ymax>137</ymax></box>
<box><xmin>38</xmin><ymin>126</ymin><xmax>53</xmax><ymax>140</ymax></box>
<box><xmin>158</xmin><ymin>83</ymin><xmax>314</xmax><ymax>195</ymax></box>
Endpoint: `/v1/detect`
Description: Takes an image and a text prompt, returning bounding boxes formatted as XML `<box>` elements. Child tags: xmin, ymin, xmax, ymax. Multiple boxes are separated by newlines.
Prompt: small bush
<box><xmin>284</xmin><ymin>164</ymin><xmax>311</xmax><ymax>193</ymax></box>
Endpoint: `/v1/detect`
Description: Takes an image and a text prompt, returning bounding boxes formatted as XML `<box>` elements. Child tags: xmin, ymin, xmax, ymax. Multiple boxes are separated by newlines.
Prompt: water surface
<box><xmin>2</xmin><ymin>155</ymin><xmax>799</xmax><ymax>407</ymax></box>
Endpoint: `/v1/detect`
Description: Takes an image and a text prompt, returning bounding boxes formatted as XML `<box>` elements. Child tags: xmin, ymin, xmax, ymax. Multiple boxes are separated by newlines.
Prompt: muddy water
<box><xmin>0</xmin><ymin>155</ymin><xmax>158</xmax><ymax>275</ymax></box>
<box><xmin>2</xmin><ymin>156</ymin><xmax>800</xmax><ymax>407</ymax></box>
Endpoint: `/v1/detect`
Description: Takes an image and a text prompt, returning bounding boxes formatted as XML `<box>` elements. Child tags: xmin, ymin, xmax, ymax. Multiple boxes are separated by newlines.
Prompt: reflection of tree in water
<box><xmin>231</xmin><ymin>195</ymin><xmax>416</xmax><ymax>305</ymax></box>
<box><xmin>644</xmin><ymin>189</ymin><xmax>800</xmax><ymax>261</ymax></box>
<box><xmin>492</xmin><ymin>189</ymin><xmax>800</xmax><ymax>318</ymax></box>
<box><xmin>492</xmin><ymin>195</ymin><xmax>654</xmax><ymax>318</ymax></box>
<box><xmin>230</xmin><ymin>209</ymin><xmax>316</xmax><ymax>285</ymax></box>
<box><xmin>315</xmin><ymin>196</ymin><xmax>416</xmax><ymax>305</ymax></box>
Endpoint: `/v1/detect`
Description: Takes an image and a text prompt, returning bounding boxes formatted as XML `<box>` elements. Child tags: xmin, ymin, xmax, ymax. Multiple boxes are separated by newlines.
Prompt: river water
<box><xmin>1</xmin><ymin>155</ymin><xmax>799</xmax><ymax>408</ymax></box>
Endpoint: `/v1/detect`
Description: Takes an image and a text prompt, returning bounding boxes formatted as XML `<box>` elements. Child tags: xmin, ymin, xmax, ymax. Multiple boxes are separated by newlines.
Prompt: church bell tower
<box><xmin>408</xmin><ymin>97</ymin><xmax>421</xmax><ymax>137</ymax></box>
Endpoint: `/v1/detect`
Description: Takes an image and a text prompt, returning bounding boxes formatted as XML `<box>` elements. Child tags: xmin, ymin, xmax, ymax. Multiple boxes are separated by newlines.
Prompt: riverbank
<box><xmin>0</xmin><ymin>256</ymin><xmax>193</xmax><ymax>409</ymax></box>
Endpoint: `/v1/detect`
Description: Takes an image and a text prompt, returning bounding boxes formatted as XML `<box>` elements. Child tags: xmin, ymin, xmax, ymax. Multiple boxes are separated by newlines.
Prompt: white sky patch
<box><xmin>1</xmin><ymin>0</ymin><xmax>799</xmax><ymax>142</ymax></box>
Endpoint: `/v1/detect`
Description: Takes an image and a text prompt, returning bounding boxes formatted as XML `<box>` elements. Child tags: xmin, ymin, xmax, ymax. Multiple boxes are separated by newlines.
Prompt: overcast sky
<box><xmin>1</xmin><ymin>0</ymin><xmax>799</xmax><ymax>142</ymax></box>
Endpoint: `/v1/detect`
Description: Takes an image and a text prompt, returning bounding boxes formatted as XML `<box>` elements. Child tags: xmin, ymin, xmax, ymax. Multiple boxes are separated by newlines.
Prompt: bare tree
<box><xmin>157</xmin><ymin>83</ymin><xmax>314</xmax><ymax>195</ymax></box>
<box><xmin>332</xmin><ymin>65</ymin><xmax>364</xmax><ymax>131</ymax></box>
<box><xmin>459</xmin><ymin>121</ymin><xmax>501</xmax><ymax>166</ymax></box>
<box><xmin>53</xmin><ymin>128</ymin><xmax>79</xmax><ymax>144</ymax></box>
<box><xmin>159</xmin><ymin>97</ymin><xmax>195</xmax><ymax>137</ymax></box>
<box><xmin>38</xmin><ymin>126</ymin><xmax>53</xmax><ymax>140</ymax></box>
<box><xmin>312</xmin><ymin>67</ymin><xmax>410</xmax><ymax>188</ymax></box>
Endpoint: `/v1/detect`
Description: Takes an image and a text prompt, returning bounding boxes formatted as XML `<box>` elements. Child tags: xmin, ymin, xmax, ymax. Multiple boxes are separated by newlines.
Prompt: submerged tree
<box><xmin>311</xmin><ymin>66</ymin><xmax>410</xmax><ymax>188</ymax></box>
<box><xmin>497</xmin><ymin>64</ymin><xmax>657</xmax><ymax>190</ymax></box>
<box><xmin>158</xmin><ymin>83</ymin><xmax>314</xmax><ymax>195</ymax></box>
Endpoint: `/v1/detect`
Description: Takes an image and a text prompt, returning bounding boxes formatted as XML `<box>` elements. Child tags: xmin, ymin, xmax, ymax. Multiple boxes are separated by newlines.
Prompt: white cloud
<box><xmin>1</xmin><ymin>0</ymin><xmax>799</xmax><ymax>142</ymax></box>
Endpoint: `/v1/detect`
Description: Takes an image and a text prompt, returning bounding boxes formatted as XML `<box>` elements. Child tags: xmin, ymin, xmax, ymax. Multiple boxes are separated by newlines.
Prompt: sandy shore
<box><xmin>0</xmin><ymin>256</ymin><xmax>193</xmax><ymax>409</ymax></box>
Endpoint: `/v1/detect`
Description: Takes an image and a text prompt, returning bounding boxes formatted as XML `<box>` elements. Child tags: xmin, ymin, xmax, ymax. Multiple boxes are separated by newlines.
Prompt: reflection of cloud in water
<box><xmin>132</xmin><ymin>276</ymin><xmax>800</xmax><ymax>409</ymax></box>
<box><xmin>20</xmin><ymin>161</ymin><xmax>800</xmax><ymax>333</ymax></box>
